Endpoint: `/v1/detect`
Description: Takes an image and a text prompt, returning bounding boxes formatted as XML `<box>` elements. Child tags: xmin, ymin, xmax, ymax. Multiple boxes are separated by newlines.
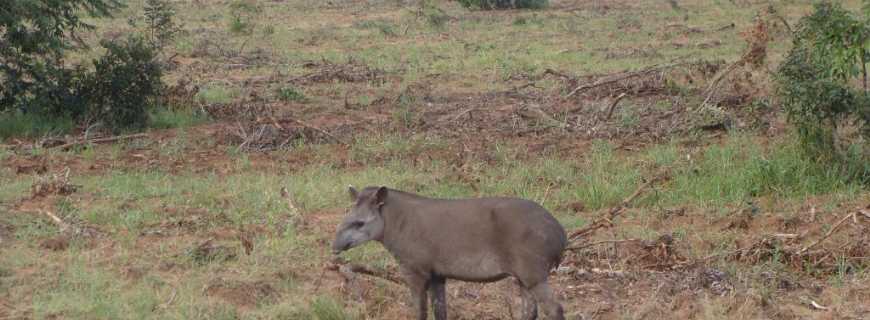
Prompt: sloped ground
<box><xmin>1</xmin><ymin>0</ymin><xmax>869</xmax><ymax>319</ymax></box>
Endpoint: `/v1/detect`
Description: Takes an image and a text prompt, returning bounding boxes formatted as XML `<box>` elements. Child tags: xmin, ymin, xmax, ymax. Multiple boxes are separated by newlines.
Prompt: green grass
<box><xmin>149</xmin><ymin>107</ymin><xmax>210</xmax><ymax>129</ymax></box>
<box><xmin>0</xmin><ymin>111</ymin><xmax>74</xmax><ymax>140</ymax></box>
<box><xmin>196</xmin><ymin>84</ymin><xmax>238</xmax><ymax>104</ymax></box>
<box><xmin>31</xmin><ymin>258</ymin><xmax>161</xmax><ymax>320</ymax></box>
<box><xmin>658</xmin><ymin>134</ymin><xmax>862</xmax><ymax>208</ymax></box>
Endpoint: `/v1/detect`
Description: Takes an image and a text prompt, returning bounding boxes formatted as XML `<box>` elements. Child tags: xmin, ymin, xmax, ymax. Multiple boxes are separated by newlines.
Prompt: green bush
<box><xmin>457</xmin><ymin>0</ymin><xmax>548</xmax><ymax>10</ymax></box>
<box><xmin>81</xmin><ymin>37</ymin><xmax>163</xmax><ymax>131</ymax></box>
<box><xmin>776</xmin><ymin>1</ymin><xmax>870</xmax><ymax>182</ymax></box>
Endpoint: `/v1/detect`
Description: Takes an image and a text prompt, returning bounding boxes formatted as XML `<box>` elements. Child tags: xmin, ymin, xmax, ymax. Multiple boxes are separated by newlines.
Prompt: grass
<box><xmin>196</xmin><ymin>84</ymin><xmax>238</xmax><ymax>104</ymax></box>
<box><xmin>149</xmin><ymin>107</ymin><xmax>210</xmax><ymax>129</ymax></box>
<box><xmin>0</xmin><ymin>111</ymin><xmax>74</xmax><ymax>141</ymax></box>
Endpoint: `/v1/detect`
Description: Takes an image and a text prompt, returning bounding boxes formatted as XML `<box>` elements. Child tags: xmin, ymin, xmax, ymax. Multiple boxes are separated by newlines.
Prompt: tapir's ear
<box><xmin>372</xmin><ymin>186</ymin><xmax>388</xmax><ymax>206</ymax></box>
<box><xmin>348</xmin><ymin>185</ymin><xmax>359</xmax><ymax>201</ymax></box>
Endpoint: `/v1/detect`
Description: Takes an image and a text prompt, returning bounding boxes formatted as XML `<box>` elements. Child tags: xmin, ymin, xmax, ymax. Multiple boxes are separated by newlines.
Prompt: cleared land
<box><xmin>1</xmin><ymin>0</ymin><xmax>869</xmax><ymax>319</ymax></box>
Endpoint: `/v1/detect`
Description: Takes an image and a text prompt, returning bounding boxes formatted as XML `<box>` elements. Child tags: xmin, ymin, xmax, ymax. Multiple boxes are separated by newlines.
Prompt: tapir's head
<box><xmin>332</xmin><ymin>185</ymin><xmax>388</xmax><ymax>254</ymax></box>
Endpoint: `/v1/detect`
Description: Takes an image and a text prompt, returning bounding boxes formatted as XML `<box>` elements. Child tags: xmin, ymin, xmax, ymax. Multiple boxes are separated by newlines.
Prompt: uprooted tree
<box><xmin>776</xmin><ymin>1</ymin><xmax>870</xmax><ymax>182</ymax></box>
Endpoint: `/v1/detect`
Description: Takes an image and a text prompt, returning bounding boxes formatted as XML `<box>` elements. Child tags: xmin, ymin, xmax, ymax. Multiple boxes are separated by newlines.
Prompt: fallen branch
<box><xmin>798</xmin><ymin>212</ymin><xmax>855</xmax><ymax>255</ymax></box>
<box><xmin>603</xmin><ymin>92</ymin><xmax>628</xmax><ymax>121</ymax></box>
<box><xmin>516</xmin><ymin>105</ymin><xmax>568</xmax><ymax>129</ymax></box>
<box><xmin>325</xmin><ymin>260</ymin><xmax>403</xmax><ymax>285</ymax></box>
<box><xmin>51</xmin><ymin>133</ymin><xmax>148</xmax><ymax>150</ymax></box>
<box><xmin>700</xmin><ymin>57</ymin><xmax>743</xmax><ymax>107</ymax></box>
<box><xmin>568</xmin><ymin>176</ymin><xmax>662</xmax><ymax>241</ymax></box>
<box><xmin>564</xmin><ymin>61</ymin><xmax>687</xmax><ymax>99</ymax></box>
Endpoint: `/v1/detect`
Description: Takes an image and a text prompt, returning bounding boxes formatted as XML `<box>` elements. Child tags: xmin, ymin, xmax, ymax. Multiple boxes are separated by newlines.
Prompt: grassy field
<box><xmin>1</xmin><ymin>0</ymin><xmax>869</xmax><ymax>319</ymax></box>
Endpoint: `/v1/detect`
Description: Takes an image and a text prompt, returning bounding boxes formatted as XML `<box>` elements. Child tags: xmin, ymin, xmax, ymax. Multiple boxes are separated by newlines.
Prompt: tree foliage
<box><xmin>0</xmin><ymin>0</ymin><xmax>121</xmax><ymax>112</ymax></box>
<box><xmin>776</xmin><ymin>1</ymin><xmax>870</xmax><ymax>180</ymax></box>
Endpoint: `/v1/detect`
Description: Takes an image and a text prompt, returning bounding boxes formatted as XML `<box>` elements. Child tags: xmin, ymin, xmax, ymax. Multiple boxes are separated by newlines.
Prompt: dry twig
<box><xmin>798</xmin><ymin>212</ymin><xmax>855</xmax><ymax>255</ymax></box>
<box><xmin>51</xmin><ymin>133</ymin><xmax>148</xmax><ymax>150</ymax></box>
<box><xmin>564</xmin><ymin>61</ymin><xmax>687</xmax><ymax>99</ymax></box>
<box><xmin>603</xmin><ymin>92</ymin><xmax>628</xmax><ymax>121</ymax></box>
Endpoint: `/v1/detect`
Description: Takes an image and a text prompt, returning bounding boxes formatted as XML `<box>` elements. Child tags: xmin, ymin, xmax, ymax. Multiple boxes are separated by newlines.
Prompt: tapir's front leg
<box><xmin>403</xmin><ymin>267</ymin><xmax>430</xmax><ymax>320</ymax></box>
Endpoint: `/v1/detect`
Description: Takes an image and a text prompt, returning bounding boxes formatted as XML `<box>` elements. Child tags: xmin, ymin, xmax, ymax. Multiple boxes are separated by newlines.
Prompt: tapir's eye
<box><xmin>350</xmin><ymin>221</ymin><xmax>364</xmax><ymax>228</ymax></box>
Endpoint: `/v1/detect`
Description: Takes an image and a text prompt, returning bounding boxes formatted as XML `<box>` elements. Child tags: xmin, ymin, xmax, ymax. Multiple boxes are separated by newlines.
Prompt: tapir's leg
<box><xmin>429</xmin><ymin>276</ymin><xmax>447</xmax><ymax>320</ymax></box>
<box><xmin>529</xmin><ymin>282</ymin><xmax>564</xmax><ymax>320</ymax></box>
<box><xmin>518</xmin><ymin>279</ymin><xmax>538</xmax><ymax>320</ymax></box>
<box><xmin>403</xmin><ymin>268</ymin><xmax>430</xmax><ymax>320</ymax></box>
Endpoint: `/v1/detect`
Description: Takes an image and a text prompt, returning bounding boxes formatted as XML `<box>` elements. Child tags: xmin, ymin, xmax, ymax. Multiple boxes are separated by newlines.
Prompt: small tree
<box><xmin>776</xmin><ymin>1</ymin><xmax>870</xmax><ymax>180</ymax></box>
<box><xmin>142</xmin><ymin>0</ymin><xmax>182</xmax><ymax>54</ymax></box>
<box><xmin>81</xmin><ymin>37</ymin><xmax>163</xmax><ymax>131</ymax></box>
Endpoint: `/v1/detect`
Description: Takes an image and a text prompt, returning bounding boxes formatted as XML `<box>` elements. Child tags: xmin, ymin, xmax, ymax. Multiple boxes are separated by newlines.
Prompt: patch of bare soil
<box><xmin>205</xmin><ymin>279</ymin><xmax>278</xmax><ymax>309</ymax></box>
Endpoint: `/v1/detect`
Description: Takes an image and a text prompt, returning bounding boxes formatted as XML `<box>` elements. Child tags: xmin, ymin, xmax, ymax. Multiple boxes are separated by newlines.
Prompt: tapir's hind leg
<box><xmin>429</xmin><ymin>276</ymin><xmax>447</xmax><ymax>320</ymax></box>
<box><xmin>529</xmin><ymin>282</ymin><xmax>564</xmax><ymax>320</ymax></box>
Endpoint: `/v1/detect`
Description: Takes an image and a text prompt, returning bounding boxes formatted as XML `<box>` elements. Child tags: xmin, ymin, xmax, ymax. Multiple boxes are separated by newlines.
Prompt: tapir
<box><xmin>332</xmin><ymin>186</ymin><xmax>567</xmax><ymax>320</ymax></box>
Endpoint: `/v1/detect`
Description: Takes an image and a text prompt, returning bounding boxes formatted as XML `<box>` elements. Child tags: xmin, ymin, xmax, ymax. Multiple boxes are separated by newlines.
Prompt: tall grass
<box><xmin>0</xmin><ymin>111</ymin><xmax>74</xmax><ymax>140</ymax></box>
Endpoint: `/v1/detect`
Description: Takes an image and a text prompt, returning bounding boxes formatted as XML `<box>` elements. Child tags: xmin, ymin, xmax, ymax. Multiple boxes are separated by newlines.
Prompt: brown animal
<box><xmin>332</xmin><ymin>186</ymin><xmax>567</xmax><ymax>320</ymax></box>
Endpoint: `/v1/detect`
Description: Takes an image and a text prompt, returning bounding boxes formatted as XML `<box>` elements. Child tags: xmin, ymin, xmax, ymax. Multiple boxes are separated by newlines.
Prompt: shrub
<box><xmin>457</xmin><ymin>0</ymin><xmax>548</xmax><ymax>10</ymax></box>
<box><xmin>276</xmin><ymin>87</ymin><xmax>306</xmax><ymax>102</ymax></box>
<box><xmin>81</xmin><ymin>37</ymin><xmax>163</xmax><ymax>131</ymax></box>
<box><xmin>776</xmin><ymin>1</ymin><xmax>870</xmax><ymax>182</ymax></box>
<box><xmin>228</xmin><ymin>0</ymin><xmax>260</xmax><ymax>35</ymax></box>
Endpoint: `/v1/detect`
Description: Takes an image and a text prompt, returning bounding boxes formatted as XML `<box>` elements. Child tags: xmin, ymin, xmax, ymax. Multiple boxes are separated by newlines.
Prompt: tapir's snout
<box><xmin>332</xmin><ymin>230</ymin><xmax>352</xmax><ymax>255</ymax></box>
<box><xmin>331</xmin><ymin>240</ymin><xmax>348</xmax><ymax>255</ymax></box>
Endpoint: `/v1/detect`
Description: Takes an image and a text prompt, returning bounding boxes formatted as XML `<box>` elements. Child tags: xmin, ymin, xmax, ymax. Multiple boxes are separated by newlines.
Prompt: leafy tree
<box><xmin>0</xmin><ymin>0</ymin><xmax>121</xmax><ymax>113</ymax></box>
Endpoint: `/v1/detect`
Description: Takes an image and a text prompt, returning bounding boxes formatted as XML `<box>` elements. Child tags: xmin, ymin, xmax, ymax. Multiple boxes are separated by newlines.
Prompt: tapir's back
<box><xmin>385</xmin><ymin>194</ymin><xmax>566</xmax><ymax>285</ymax></box>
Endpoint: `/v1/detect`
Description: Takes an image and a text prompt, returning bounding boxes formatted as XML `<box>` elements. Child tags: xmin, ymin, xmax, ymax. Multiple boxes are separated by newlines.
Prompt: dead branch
<box><xmin>566</xmin><ymin>238</ymin><xmax>641</xmax><ymax>251</ymax></box>
<box><xmin>564</xmin><ymin>61</ymin><xmax>687</xmax><ymax>99</ymax></box>
<box><xmin>325</xmin><ymin>260</ymin><xmax>403</xmax><ymax>285</ymax></box>
<box><xmin>51</xmin><ymin>133</ymin><xmax>148</xmax><ymax>150</ymax></box>
<box><xmin>568</xmin><ymin>176</ymin><xmax>662</xmax><ymax>241</ymax></box>
<box><xmin>603</xmin><ymin>92</ymin><xmax>628</xmax><ymax>121</ymax></box>
<box><xmin>277</xmin><ymin>117</ymin><xmax>347</xmax><ymax>146</ymax></box>
<box><xmin>798</xmin><ymin>212</ymin><xmax>855</xmax><ymax>255</ymax></box>
<box><xmin>516</xmin><ymin>105</ymin><xmax>567</xmax><ymax>129</ymax></box>
<box><xmin>700</xmin><ymin>57</ymin><xmax>743</xmax><ymax>107</ymax></box>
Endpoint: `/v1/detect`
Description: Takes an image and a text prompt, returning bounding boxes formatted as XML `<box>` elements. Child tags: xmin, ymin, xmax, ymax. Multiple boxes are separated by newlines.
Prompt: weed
<box><xmin>227</xmin><ymin>0</ymin><xmax>260</xmax><ymax>35</ymax></box>
<box><xmin>276</xmin><ymin>86</ymin><xmax>307</xmax><ymax>102</ymax></box>
<box><xmin>196</xmin><ymin>84</ymin><xmax>237</xmax><ymax>104</ymax></box>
